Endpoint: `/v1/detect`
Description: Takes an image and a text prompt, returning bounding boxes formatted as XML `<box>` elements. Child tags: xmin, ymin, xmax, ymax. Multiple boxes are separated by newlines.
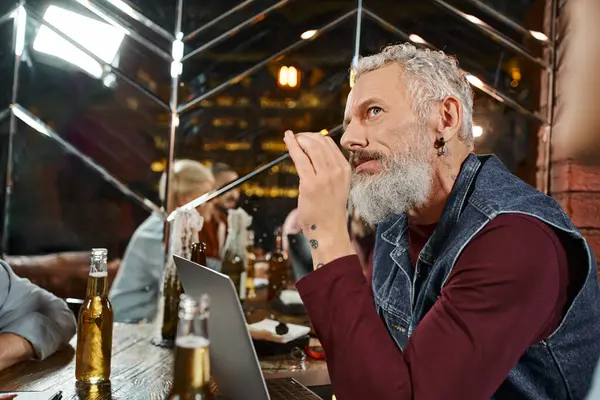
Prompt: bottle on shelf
<box><xmin>267</xmin><ymin>227</ymin><xmax>289</xmax><ymax>302</ymax></box>
<box><xmin>245</xmin><ymin>229</ymin><xmax>257</xmax><ymax>299</ymax></box>
<box><xmin>76</xmin><ymin>248</ymin><xmax>114</xmax><ymax>384</ymax></box>
<box><xmin>168</xmin><ymin>294</ymin><xmax>213</xmax><ymax>400</ymax></box>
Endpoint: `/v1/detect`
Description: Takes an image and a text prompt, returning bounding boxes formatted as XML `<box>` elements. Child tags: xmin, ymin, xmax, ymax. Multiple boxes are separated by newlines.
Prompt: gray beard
<box><xmin>349</xmin><ymin>151</ymin><xmax>432</xmax><ymax>226</ymax></box>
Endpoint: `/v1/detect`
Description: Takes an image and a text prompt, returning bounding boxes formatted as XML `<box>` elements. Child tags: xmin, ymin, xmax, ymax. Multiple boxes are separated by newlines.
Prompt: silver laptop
<box><xmin>173</xmin><ymin>255</ymin><xmax>322</xmax><ymax>400</ymax></box>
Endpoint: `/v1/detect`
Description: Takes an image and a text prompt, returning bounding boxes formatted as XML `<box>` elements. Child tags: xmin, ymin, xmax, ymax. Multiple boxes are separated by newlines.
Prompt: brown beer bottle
<box><xmin>267</xmin><ymin>228</ymin><xmax>288</xmax><ymax>301</ymax></box>
<box><xmin>221</xmin><ymin>249</ymin><xmax>246</xmax><ymax>301</ymax></box>
<box><xmin>161</xmin><ymin>264</ymin><xmax>183</xmax><ymax>344</ymax></box>
<box><xmin>190</xmin><ymin>242</ymin><xmax>207</xmax><ymax>266</ymax></box>
<box><xmin>168</xmin><ymin>294</ymin><xmax>213</xmax><ymax>400</ymax></box>
<box><xmin>161</xmin><ymin>243</ymin><xmax>206</xmax><ymax>346</ymax></box>
<box><xmin>75</xmin><ymin>248</ymin><xmax>114</xmax><ymax>384</ymax></box>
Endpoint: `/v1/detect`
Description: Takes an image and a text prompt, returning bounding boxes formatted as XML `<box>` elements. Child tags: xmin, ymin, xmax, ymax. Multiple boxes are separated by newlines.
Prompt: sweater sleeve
<box><xmin>0</xmin><ymin>260</ymin><xmax>76</xmax><ymax>360</ymax></box>
<box><xmin>296</xmin><ymin>215</ymin><xmax>567</xmax><ymax>399</ymax></box>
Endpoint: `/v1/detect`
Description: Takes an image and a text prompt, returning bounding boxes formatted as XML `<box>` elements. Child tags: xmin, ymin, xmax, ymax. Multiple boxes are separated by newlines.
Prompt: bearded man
<box><xmin>284</xmin><ymin>44</ymin><xmax>600</xmax><ymax>400</ymax></box>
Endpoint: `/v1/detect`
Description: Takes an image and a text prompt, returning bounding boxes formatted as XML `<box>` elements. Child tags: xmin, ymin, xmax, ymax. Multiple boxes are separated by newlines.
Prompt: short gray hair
<box><xmin>353</xmin><ymin>43</ymin><xmax>474</xmax><ymax>143</ymax></box>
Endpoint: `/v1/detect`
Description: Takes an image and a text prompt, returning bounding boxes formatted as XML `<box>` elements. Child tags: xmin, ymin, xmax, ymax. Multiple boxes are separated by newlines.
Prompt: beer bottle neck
<box><xmin>87</xmin><ymin>249</ymin><xmax>108</xmax><ymax>297</ymax></box>
<box><xmin>171</xmin><ymin>295</ymin><xmax>211</xmax><ymax>395</ymax></box>
<box><xmin>176</xmin><ymin>294</ymin><xmax>210</xmax><ymax>340</ymax></box>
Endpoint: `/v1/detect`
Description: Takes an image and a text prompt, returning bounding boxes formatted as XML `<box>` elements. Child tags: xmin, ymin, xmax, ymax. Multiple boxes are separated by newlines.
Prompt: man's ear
<box><xmin>434</xmin><ymin>96</ymin><xmax>462</xmax><ymax>141</ymax></box>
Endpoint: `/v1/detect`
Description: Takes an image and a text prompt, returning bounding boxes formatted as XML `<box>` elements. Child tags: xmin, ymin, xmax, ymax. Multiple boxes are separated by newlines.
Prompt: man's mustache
<box><xmin>349</xmin><ymin>150</ymin><xmax>386</xmax><ymax>169</ymax></box>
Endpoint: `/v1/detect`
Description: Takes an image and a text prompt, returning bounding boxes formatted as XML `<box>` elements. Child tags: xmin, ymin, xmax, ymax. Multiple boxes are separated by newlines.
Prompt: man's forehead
<box><xmin>345</xmin><ymin>64</ymin><xmax>406</xmax><ymax>111</ymax></box>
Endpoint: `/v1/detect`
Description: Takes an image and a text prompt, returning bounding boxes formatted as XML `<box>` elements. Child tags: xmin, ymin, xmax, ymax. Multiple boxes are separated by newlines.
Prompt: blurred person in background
<box><xmin>282</xmin><ymin>208</ymin><xmax>301</xmax><ymax>254</ymax></box>
<box><xmin>0</xmin><ymin>260</ymin><xmax>76</xmax><ymax>371</ymax></box>
<box><xmin>109</xmin><ymin>160</ymin><xmax>215</xmax><ymax>323</ymax></box>
<box><xmin>200</xmin><ymin>163</ymin><xmax>240</xmax><ymax>258</ymax></box>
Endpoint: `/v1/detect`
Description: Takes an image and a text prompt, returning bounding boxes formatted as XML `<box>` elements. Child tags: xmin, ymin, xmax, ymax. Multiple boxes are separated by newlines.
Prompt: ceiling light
<box><xmin>33</xmin><ymin>5</ymin><xmax>124</xmax><ymax>79</ymax></box>
<box><xmin>170</xmin><ymin>61</ymin><xmax>183</xmax><ymax>78</ymax></box>
<box><xmin>172</xmin><ymin>38</ymin><xmax>184</xmax><ymax>62</ymax></box>
<box><xmin>466</xmin><ymin>74</ymin><xmax>484</xmax><ymax>88</ymax></box>
<box><xmin>300</xmin><ymin>30</ymin><xmax>317</xmax><ymax>40</ymax></box>
<box><xmin>529</xmin><ymin>30</ymin><xmax>548</xmax><ymax>42</ymax></box>
<box><xmin>473</xmin><ymin>125</ymin><xmax>483</xmax><ymax>138</ymax></box>
<box><xmin>102</xmin><ymin>73</ymin><xmax>117</xmax><ymax>88</ymax></box>
<box><xmin>287</xmin><ymin>67</ymin><xmax>298</xmax><ymax>87</ymax></box>
<box><xmin>465</xmin><ymin>14</ymin><xmax>483</xmax><ymax>25</ymax></box>
<box><xmin>409</xmin><ymin>34</ymin><xmax>426</xmax><ymax>44</ymax></box>
<box><xmin>278</xmin><ymin>66</ymin><xmax>299</xmax><ymax>88</ymax></box>
<box><xmin>14</xmin><ymin>5</ymin><xmax>26</xmax><ymax>57</ymax></box>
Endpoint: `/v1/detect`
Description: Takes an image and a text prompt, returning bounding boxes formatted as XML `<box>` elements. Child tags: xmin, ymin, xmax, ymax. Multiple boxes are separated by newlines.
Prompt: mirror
<box><xmin>0</xmin><ymin>0</ymin><xmax>551</xmax><ymax>306</ymax></box>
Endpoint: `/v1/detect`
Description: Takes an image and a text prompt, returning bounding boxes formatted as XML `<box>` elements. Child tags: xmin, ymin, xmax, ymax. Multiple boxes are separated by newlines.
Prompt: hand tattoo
<box><xmin>311</xmin><ymin>225</ymin><xmax>317</xmax><ymax>231</ymax></box>
<box><xmin>310</xmin><ymin>239</ymin><xmax>319</xmax><ymax>249</ymax></box>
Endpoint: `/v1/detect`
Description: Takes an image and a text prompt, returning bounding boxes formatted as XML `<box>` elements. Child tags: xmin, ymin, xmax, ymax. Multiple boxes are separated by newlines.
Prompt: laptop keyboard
<box><xmin>266</xmin><ymin>378</ymin><xmax>321</xmax><ymax>399</ymax></box>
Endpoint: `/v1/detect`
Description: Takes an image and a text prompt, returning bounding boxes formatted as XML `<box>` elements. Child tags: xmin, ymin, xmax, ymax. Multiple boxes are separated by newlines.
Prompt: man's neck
<box><xmin>406</xmin><ymin>151</ymin><xmax>470</xmax><ymax>225</ymax></box>
<box><xmin>406</xmin><ymin>192</ymin><xmax>449</xmax><ymax>226</ymax></box>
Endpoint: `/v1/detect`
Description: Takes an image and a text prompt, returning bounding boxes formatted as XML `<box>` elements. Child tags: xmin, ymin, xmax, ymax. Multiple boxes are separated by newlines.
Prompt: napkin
<box><xmin>279</xmin><ymin>289</ymin><xmax>303</xmax><ymax>305</ymax></box>
<box><xmin>248</xmin><ymin>318</ymin><xmax>310</xmax><ymax>344</ymax></box>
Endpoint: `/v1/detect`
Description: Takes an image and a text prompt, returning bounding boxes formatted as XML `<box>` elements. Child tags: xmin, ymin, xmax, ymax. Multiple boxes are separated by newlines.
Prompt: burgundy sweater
<box><xmin>296</xmin><ymin>214</ymin><xmax>574</xmax><ymax>400</ymax></box>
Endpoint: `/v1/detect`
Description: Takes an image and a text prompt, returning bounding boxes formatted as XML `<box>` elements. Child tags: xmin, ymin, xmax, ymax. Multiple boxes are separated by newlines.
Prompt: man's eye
<box><xmin>367</xmin><ymin>107</ymin><xmax>382</xmax><ymax>118</ymax></box>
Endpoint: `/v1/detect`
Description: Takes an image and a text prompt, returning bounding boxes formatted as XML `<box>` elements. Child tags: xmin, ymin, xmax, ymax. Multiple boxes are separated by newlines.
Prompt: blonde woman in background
<box><xmin>109</xmin><ymin>160</ymin><xmax>215</xmax><ymax>323</ymax></box>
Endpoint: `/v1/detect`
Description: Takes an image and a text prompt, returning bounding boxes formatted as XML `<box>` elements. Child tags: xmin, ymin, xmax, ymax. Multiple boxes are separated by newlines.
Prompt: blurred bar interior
<box><xmin>6</xmin><ymin>0</ymin><xmax>600</xmax><ymax>396</ymax></box>
<box><xmin>0</xmin><ymin>0</ymin><xmax>559</xmax><ymax>261</ymax></box>
<box><xmin>4</xmin><ymin>0</ymin><xmax>600</xmax><ymax>397</ymax></box>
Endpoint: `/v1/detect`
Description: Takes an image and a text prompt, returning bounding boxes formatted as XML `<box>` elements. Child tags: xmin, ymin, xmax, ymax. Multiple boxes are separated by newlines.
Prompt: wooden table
<box><xmin>0</xmin><ymin>323</ymin><xmax>329</xmax><ymax>399</ymax></box>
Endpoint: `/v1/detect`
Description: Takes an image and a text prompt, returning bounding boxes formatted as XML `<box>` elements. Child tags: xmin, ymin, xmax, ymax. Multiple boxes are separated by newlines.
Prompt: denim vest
<box><xmin>372</xmin><ymin>154</ymin><xmax>600</xmax><ymax>399</ymax></box>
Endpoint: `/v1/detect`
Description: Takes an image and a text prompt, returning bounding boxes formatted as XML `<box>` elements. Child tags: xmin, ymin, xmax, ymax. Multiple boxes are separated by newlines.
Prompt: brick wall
<box><xmin>539</xmin><ymin>0</ymin><xmax>600</xmax><ymax>265</ymax></box>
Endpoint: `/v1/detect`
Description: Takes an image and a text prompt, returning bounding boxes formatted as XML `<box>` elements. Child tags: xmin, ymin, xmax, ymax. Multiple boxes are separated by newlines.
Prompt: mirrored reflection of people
<box><xmin>282</xmin><ymin>208</ymin><xmax>313</xmax><ymax>281</ymax></box>
<box><xmin>285</xmin><ymin>44</ymin><xmax>600</xmax><ymax>399</ymax></box>
<box><xmin>0</xmin><ymin>260</ymin><xmax>76</xmax><ymax>372</ymax></box>
<box><xmin>282</xmin><ymin>208</ymin><xmax>301</xmax><ymax>254</ymax></box>
<box><xmin>200</xmin><ymin>163</ymin><xmax>240</xmax><ymax>258</ymax></box>
<box><xmin>109</xmin><ymin>160</ymin><xmax>215</xmax><ymax>323</ymax></box>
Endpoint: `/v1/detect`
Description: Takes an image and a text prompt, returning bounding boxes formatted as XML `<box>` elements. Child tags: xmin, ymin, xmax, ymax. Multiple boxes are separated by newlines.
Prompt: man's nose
<box><xmin>340</xmin><ymin>124</ymin><xmax>368</xmax><ymax>152</ymax></box>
